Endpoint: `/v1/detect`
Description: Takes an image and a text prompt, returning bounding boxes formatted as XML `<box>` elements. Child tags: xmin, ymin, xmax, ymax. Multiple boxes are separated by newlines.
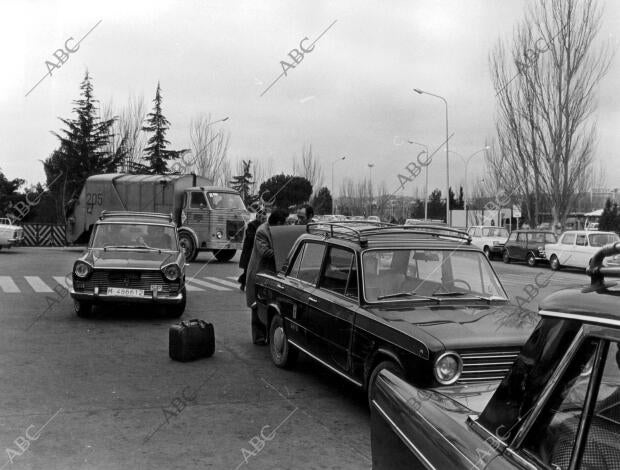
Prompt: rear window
<box><xmin>589</xmin><ymin>233</ymin><xmax>619</xmax><ymax>247</ymax></box>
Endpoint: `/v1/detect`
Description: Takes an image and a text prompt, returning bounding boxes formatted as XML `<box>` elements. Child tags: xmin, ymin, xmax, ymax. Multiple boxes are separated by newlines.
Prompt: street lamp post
<box><xmin>408</xmin><ymin>140</ymin><xmax>429</xmax><ymax>220</ymax></box>
<box><xmin>368</xmin><ymin>163</ymin><xmax>374</xmax><ymax>216</ymax></box>
<box><xmin>447</xmin><ymin>146</ymin><xmax>489</xmax><ymax>226</ymax></box>
<box><xmin>331</xmin><ymin>156</ymin><xmax>346</xmax><ymax>215</ymax></box>
<box><xmin>414</xmin><ymin>88</ymin><xmax>449</xmax><ymax>224</ymax></box>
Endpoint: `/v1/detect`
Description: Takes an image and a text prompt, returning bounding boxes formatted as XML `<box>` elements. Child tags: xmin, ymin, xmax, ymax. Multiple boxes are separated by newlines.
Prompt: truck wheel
<box><xmin>179</xmin><ymin>233</ymin><xmax>198</xmax><ymax>262</ymax></box>
<box><xmin>74</xmin><ymin>300</ymin><xmax>93</xmax><ymax>318</ymax></box>
<box><xmin>214</xmin><ymin>249</ymin><xmax>236</xmax><ymax>262</ymax></box>
<box><xmin>168</xmin><ymin>288</ymin><xmax>186</xmax><ymax>318</ymax></box>
<box><xmin>367</xmin><ymin>360</ymin><xmax>404</xmax><ymax>409</ymax></box>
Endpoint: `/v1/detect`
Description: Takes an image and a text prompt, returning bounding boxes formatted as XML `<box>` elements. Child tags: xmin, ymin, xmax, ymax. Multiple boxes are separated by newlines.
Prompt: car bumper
<box><xmin>70</xmin><ymin>289</ymin><xmax>184</xmax><ymax>304</ymax></box>
<box><xmin>6</xmin><ymin>237</ymin><xmax>23</xmax><ymax>246</ymax></box>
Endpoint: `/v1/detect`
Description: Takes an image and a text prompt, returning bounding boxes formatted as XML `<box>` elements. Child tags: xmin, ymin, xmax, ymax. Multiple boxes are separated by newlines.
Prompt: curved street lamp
<box><xmin>414</xmin><ymin>88</ymin><xmax>449</xmax><ymax>224</ymax></box>
<box><xmin>448</xmin><ymin>146</ymin><xmax>490</xmax><ymax>225</ymax></box>
<box><xmin>331</xmin><ymin>156</ymin><xmax>346</xmax><ymax>215</ymax></box>
<box><xmin>408</xmin><ymin>140</ymin><xmax>430</xmax><ymax>220</ymax></box>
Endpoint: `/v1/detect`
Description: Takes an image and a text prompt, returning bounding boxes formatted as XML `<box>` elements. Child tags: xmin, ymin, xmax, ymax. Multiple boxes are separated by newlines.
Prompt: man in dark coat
<box><xmin>245</xmin><ymin>208</ymin><xmax>288</xmax><ymax>344</ymax></box>
<box><xmin>295</xmin><ymin>204</ymin><xmax>314</xmax><ymax>225</ymax></box>
<box><xmin>238</xmin><ymin>208</ymin><xmax>266</xmax><ymax>291</ymax></box>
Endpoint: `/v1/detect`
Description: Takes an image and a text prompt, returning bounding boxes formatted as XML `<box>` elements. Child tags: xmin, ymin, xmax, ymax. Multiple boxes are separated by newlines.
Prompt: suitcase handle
<box><xmin>181</xmin><ymin>319</ymin><xmax>206</xmax><ymax>329</ymax></box>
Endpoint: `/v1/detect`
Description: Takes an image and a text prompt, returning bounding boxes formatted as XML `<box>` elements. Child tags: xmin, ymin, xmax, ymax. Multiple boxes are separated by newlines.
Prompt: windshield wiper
<box><xmin>377</xmin><ymin>291</ymin><xmax>439</xmax><ymax>301</ymax></box>
<box><xmin>431</xmin><ymin>291</ymin><xmax>507</xmax><ymax>302</ymax></box>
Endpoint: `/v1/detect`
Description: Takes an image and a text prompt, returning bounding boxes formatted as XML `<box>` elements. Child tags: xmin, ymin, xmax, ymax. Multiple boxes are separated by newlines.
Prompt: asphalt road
<box><xmin>0</xmin><ymin>248</ymin><xmax>590</xmax><ymax>470</ymax></box>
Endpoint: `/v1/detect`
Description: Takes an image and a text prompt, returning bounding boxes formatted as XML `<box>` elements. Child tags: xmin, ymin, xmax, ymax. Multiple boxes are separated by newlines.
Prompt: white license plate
<box><xmin>107</xmin><ymin>287</ymin><xmax>145</xmax><ymax>297</ymax></box>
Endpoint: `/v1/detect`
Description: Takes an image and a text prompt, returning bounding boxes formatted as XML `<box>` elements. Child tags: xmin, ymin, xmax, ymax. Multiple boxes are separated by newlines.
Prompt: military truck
<box><xmin>65</xmin><ymin>174</ymin><xmax>249</xmax><ymax>262</ymax></box>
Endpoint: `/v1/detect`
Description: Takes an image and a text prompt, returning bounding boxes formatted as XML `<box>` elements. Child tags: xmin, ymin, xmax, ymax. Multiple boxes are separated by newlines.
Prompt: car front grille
<box><xmin>227</xmin><ymin>220</ymin><xmax>245</xmax><ymax>242</ymax></box>
<box><xmin>75</xmin><ymin>270</ymin><xmax>180</xmax><ymax>295</ymax></box>
<box><xmin>458</xmin><ymin>348</ymin><xmax>521</xmax><ymax>384</ymax></box>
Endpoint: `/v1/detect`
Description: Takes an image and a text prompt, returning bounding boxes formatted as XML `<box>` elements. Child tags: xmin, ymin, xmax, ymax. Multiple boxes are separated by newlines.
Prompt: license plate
<box><xmin>151</xmin><ymin>284</ymin><xmax>163</xmax><ymax>292</ymax></box>
<box><xmin>107</xmin><ymin>287</ymin><xmax>145</xmax><ymax>297</ymax></box>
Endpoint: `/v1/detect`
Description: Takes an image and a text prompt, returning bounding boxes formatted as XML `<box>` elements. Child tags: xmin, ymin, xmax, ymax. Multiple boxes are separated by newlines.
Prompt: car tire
<box><xmin>367</xmin><ymin>360</ymin><xmax>404</xmax><ymax>409</ymax></box>
<box><xmin>503</xmin><ymin>250</ymin><xmax>511</xmax><ymax>264</ymax></box>
<box><xmin>526</xmin><ymin>253</ymin><xmax>537</xmax><ymax>267</ymax></box>
<box><xmin>168</xmin><ymin>287</ymin><xmax>186</xmax><ymax>318</ymax></box>
<box><xmin>550</xmin><ymin>255</ymin><xmax>561</xmax><ymax>271</ymax></box>
<box><xmin>179</xmin><ymin>232</ymin><xmax>198</xmax><ymax>262</ymax></box>
<box><xmin>483</xmin><ymin>246</ymin><xmax>491</xmax><ymax>259</ymax></box>
<box><xmin>74</xmin><ymin>300</ymin><xmax>93</xmax><ymax>318</ymax></box>
<box><xmin>213</xmin><ymin>249</ymin><xmax>236</xmax><ymax>263</ymax></box>
<box><xmin>269</xmin><ymin>315</ymin><xmax>298</xmax><ymax>369</ymax></box>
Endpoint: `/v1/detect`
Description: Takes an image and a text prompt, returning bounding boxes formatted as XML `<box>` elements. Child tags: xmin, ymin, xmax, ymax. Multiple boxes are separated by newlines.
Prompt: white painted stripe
<box><xmin>184</xmin><ymin>283</ymin><xmax>203</xmax><ymax>292</ymax></box>
<box><xmin>24</xmin><ymin>276</ymin><xmax>53</xmax><ymax>293</ymax></box>
<box><xmin>0</xmin><ymin>276</ymin><xmax>20</xmax><ymax>293</ymax></box>
<box><xmin>53</xmin><ymin>276</ymin><xmax>72</xmax><ymax>287</ymax></box>
<box><xmin>187</xmin><ymin>278</ymin><xmax>231</xmax><ymax>291</ymax></box>
<box><xmin>227</xmin><ymin>276</ymin><xmax>239</xmax><ymax>281</ymax></box>
<box><xmin>205</xmin><ymin>277</ymin><xmax>240</xmax><ymax>288</ymax></box>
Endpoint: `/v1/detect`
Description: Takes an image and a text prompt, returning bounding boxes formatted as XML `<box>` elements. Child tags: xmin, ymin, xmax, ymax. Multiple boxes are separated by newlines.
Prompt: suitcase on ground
<box><xmin>169</xmin><ymin>319</ymin><xmax>215</xmax><ymax>362</ymax></box>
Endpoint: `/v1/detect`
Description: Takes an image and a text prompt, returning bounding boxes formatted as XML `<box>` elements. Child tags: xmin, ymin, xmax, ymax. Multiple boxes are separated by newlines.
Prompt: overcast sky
<box><xmin>1</xmin><ymin>0</ymin><xmax>619</xmax><ymax>198</ymax></box>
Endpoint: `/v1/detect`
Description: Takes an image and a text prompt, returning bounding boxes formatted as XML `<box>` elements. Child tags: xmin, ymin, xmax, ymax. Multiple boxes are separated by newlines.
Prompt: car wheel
<box><xmin>502</xmin><ymin>250</ymin><xmax>511</xmax><ymax>264</ymax></box>
<box><xmin>74</xmin><ymin>300</ymin><xmax>93</xmax><ymax>318</ymax></box>
<box><xmin>550</xmin><ymin>255</ymin><xmax>561</xmax><ymax>271</ymax></box>
<box><xmin>483</xmin><ymin>246</ymin><xmax>491</xmax><ymax>259</ymax></box>
<box><xmin>367</xmin><ymin>360</ymin><xmax>404</xmax><ymax>409</ymax></box>
<box><xmin>213</xmin><ymin>249</ymin><xmax>236</xmax><ymax>263</ymax></box>
<box><xmin>269</xmin><ymin>315</ymin><xmax>298</xmax><ymax>369</ymax></box>
<box><xmin>168</xmin><ymin>287</ymin><xmax>186</xmax><ymax>318</ymax></box>
<box><xmin>178</xmin><ymin>232</ymin><xmax>198</xmax><ymax>262</ymax></box>
<box><xmin>527</xmin><ymin>253</ymin><xmax>537</xmax><ymax>267</ymax></box>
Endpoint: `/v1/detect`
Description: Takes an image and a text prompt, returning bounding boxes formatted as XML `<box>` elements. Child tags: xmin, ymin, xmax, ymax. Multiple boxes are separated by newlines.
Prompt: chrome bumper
<box><xmin>70</xmin><ymin>289</ymin><xmax>184</xmax><ymax>304</ymax></box>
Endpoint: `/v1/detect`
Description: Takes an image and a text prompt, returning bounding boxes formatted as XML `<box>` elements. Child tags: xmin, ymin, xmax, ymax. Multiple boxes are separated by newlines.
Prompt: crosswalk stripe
<box><xmin>24</xmin><ymin>276</ymin><xmax>53</xmax><ymax>293</ymax></box>
<box><xmin>185</xmin><ymin>283</ymin><xmax>204</xmax><ymax>292</ymax></box>
<box><xmin>186</xmin><ymin>278</ymin><xmax>231</xmax><ymax>291</ymax></box>
<box><xmin>0</xmin><ymin>276</ymin><xmax>20</xmax><ymax>293</ymax></box>
<box><xmin>53</xmin><ymin>276</ymin><xmax>72</xmax><ymax>287</ymax></box>
<box><xmin>205</xmin><ymin>277</ymin><xmax>240</xmax><ymax>288</ymax></box>
<box><xmin>227</xmin><ymin>276</ymin><xmax>239</xmax><ymax>281</ymax></box>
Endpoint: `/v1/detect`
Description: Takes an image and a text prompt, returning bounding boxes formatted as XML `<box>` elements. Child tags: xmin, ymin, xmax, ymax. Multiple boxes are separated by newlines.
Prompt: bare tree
<box><xmin>189</xmin><ymin>114</ymin><xmax>231</xmax><ymax>186</ymax></box>
<box><xmin>102</xmin><ymin>95</ymin><xmax>147</xmax><ymax>173</ymax></box>
<box><xmin>489</xmin><ymin>0</ymin><xmax>613</xmax><ymax>227</ymax></box>
<box><xmin>292</xmin><ymin>144</ymin><xmax>324</xmax><ymax>193</ymax></box>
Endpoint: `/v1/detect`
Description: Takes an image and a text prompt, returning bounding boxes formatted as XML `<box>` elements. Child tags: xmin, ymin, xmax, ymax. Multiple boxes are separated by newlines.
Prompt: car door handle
<box><xmin>275</xmin><ymin>283</ymin><xmax>285</xmax><ymax>290</ymax></box>
<box><xmin>308</xmin><ymin>296</ymin><xmax>318</xmax><ymax>303</ymax></box>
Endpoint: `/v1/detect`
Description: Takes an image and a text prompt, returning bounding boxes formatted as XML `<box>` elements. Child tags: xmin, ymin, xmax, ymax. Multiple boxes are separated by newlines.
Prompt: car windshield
<box><xmin>481</xmin><ymin>227</ymin><xmax>509</xmax><ymax>238</ymax></box>
<box><xmin>529</xmin><ymin>232</ymin><xmax>557</xmax><ymax>243</ymax></box>
<box><xmin>362</xmin><ymin>249</ymin><xmax>506</xmax><ymax>302</ymax></box>
<box><xmin>589</xmin><ymin>233</ymin><xmax>620</xmax><ymax>247</ymax></box>
<box><xmin>91</xmin><ymin>223</ymin><xmax>178</xmax><ymax>250</ymax></box>
<box><xmin>206</xmin><ymin>192</ymin><xmax>245</xmax><ymax>210</ymax></box>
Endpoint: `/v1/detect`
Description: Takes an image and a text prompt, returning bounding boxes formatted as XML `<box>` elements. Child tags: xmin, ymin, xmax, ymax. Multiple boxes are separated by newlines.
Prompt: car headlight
<box><xmin>492</xmin><ymin>241</ymin><xmax>499</xmax><ymax>246</ymax></box>
<box><xmin>538</xmin><ymin>246</ymin><xmax>545</xmax><ymax>252</ymax></box>
<box><xmin>216</xmin><ymin>230</ymin><xmax>223</xmax><ymax>239</ymax></box>
<box><xmin>73</xmin><ymin>261</ymin><xmax>92</xmax><ymax>279</ymax></box>
<box><xmin>434</xmin><ymin>352</ymin><xmax>462</xmax><ymax>385</ymax></box>
<box><xmin>162</xmin><ymin>264</ymin><xmax>181</xmax><ymax>281</ymax></box>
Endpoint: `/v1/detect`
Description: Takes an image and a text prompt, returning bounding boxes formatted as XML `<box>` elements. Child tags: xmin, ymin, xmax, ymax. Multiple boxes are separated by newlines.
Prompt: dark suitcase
<box><xmin>169</xmin><ymin>319</ymin><xmax>215</xmax><ymax>362</ymax></box>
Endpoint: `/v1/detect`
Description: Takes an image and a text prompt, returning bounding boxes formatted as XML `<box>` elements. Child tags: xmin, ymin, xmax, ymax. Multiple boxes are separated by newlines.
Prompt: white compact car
<box><xmin>545</xmin><ymin>230</ymin><xmax>620</xmax><ymax>270</ymax></box>
<box><xmin>467</xmin><ymin>225</ymin><xmax>509</xmax><ymax>258</ymax></box>
<box><xmin>0</xmin><ymin>218</ymin><xmax>24</xmax><ymax>249</ymax></box>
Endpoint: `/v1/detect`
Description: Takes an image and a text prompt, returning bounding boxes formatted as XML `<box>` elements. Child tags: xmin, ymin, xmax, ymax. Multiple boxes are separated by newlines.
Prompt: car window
<box><xmin>362</xmin><ymin>249</ymin><xmax>505</xmax><ymax>302</ymax></box>
<box><xmin>508</xmin><ymin>232</ymin><xmax>518</xmax><ymax>242</ymax></box>
<box><xmin>474</xmin><ymin>228</ymin><xmax>482</xmax><ymax>237</ymax></box>
<box><xmin>521</xmin><ymin>338</ymin><xmax>602</xmax><ymax>469</ymax></box>
<box><xmin>91</xmin><ymin>223</ymin><xmax>177</xmax><ymax>250</ymax></box>
<box><xmin>293</xmin><ymin>242</ymin><xmax>325</xmax><ymax>285</ymax></box>
<box><xmin>589</xmin><ymin>233</ymin><xmax>620</xmax><ymax>248</ymax></box>
<box><xmin>576</xmin><ymin>234</ymin><xmax>588</xmax><ymax>247</ymax></box>
<box><xmin>319</xmin><ymin>247</ymin><xmax>357</xmax><ymax>299</ymax></box>
<box><xmin>546</xmin><ymin>233</ymin><xmax>558</xmax><ymax>243</ymax></box>
<box><xmin>206</xmin><ymin>192</ymin><xmax>245</xmax><ymax>210</ymax></box>
<box><xmin>561</xmin><ymin>233</ymin><xmax>576</xmax><ymax>245</ymax></box>
<box><xmin>517</xmin><ymin>232</ymin><xmax>527</xmax><ymax>242</ymax></box>
<box><xmin>190</xmin><ymin>191</ymin><xmax>207</xmax><ymax>208</ymax></box>
<box><xmin>288</xmin><ymin>243</ymin><xmax>305</xmax><ymax>278</ymax></box>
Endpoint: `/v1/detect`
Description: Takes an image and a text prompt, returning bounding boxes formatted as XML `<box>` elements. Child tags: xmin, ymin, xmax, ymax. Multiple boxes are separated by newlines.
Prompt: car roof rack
<box><xmin>99</xmin><ymin>211</ymin><xmax>173</xmax><ymax>222</ymax></box>
<box><xmin>306</xmin><ymin>222</ymin><xmax>471</xmax><ymax>245</ymax></box>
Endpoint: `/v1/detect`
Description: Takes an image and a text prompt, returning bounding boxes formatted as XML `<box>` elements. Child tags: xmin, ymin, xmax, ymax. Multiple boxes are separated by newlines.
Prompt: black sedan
<box><xmin>255</xmin><ymin>223</ymin><xmax>536</xmax><ymax>406</ymax></box>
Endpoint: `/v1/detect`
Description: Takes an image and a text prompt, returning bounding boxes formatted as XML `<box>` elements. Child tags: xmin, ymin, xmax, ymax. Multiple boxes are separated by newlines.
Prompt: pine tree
<box><xmin>230</xmin><ymin>160</ymin><xmax>257</xmax><ymax>206</ymax></box>
<box><xmin>142</xmin><ymin>82</ymin><xmax>185</xmax><ymax>174</ymax></box>
<box><xmin>311</xmin><ymin>187</ymin><xmax>332</xmax><ymax>215</ymax></box>
<box><xmin>599</xmin><ymin>198</ymin><xmax>616</xmax><ymax>231</ymax></box>
<box><xmin>46</xmin><ymin>71</ymin><xmax>122</xmax><ymax>218</ymax></box>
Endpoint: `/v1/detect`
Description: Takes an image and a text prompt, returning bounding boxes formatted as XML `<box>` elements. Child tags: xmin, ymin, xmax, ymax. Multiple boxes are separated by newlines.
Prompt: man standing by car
<box><xmin>246</xmin><ymin>208</ymin><xmax>288</xmax><ymax>344</ymax></box>
<box><xmin>296</xmin><ymin>204</ymin><xmax>314</xmax><ymax>225</ymax></box>
<box><xmin>238</xmin><ymin>208</ymin><xmax>266</xmax><ymax>291</ymax></box>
